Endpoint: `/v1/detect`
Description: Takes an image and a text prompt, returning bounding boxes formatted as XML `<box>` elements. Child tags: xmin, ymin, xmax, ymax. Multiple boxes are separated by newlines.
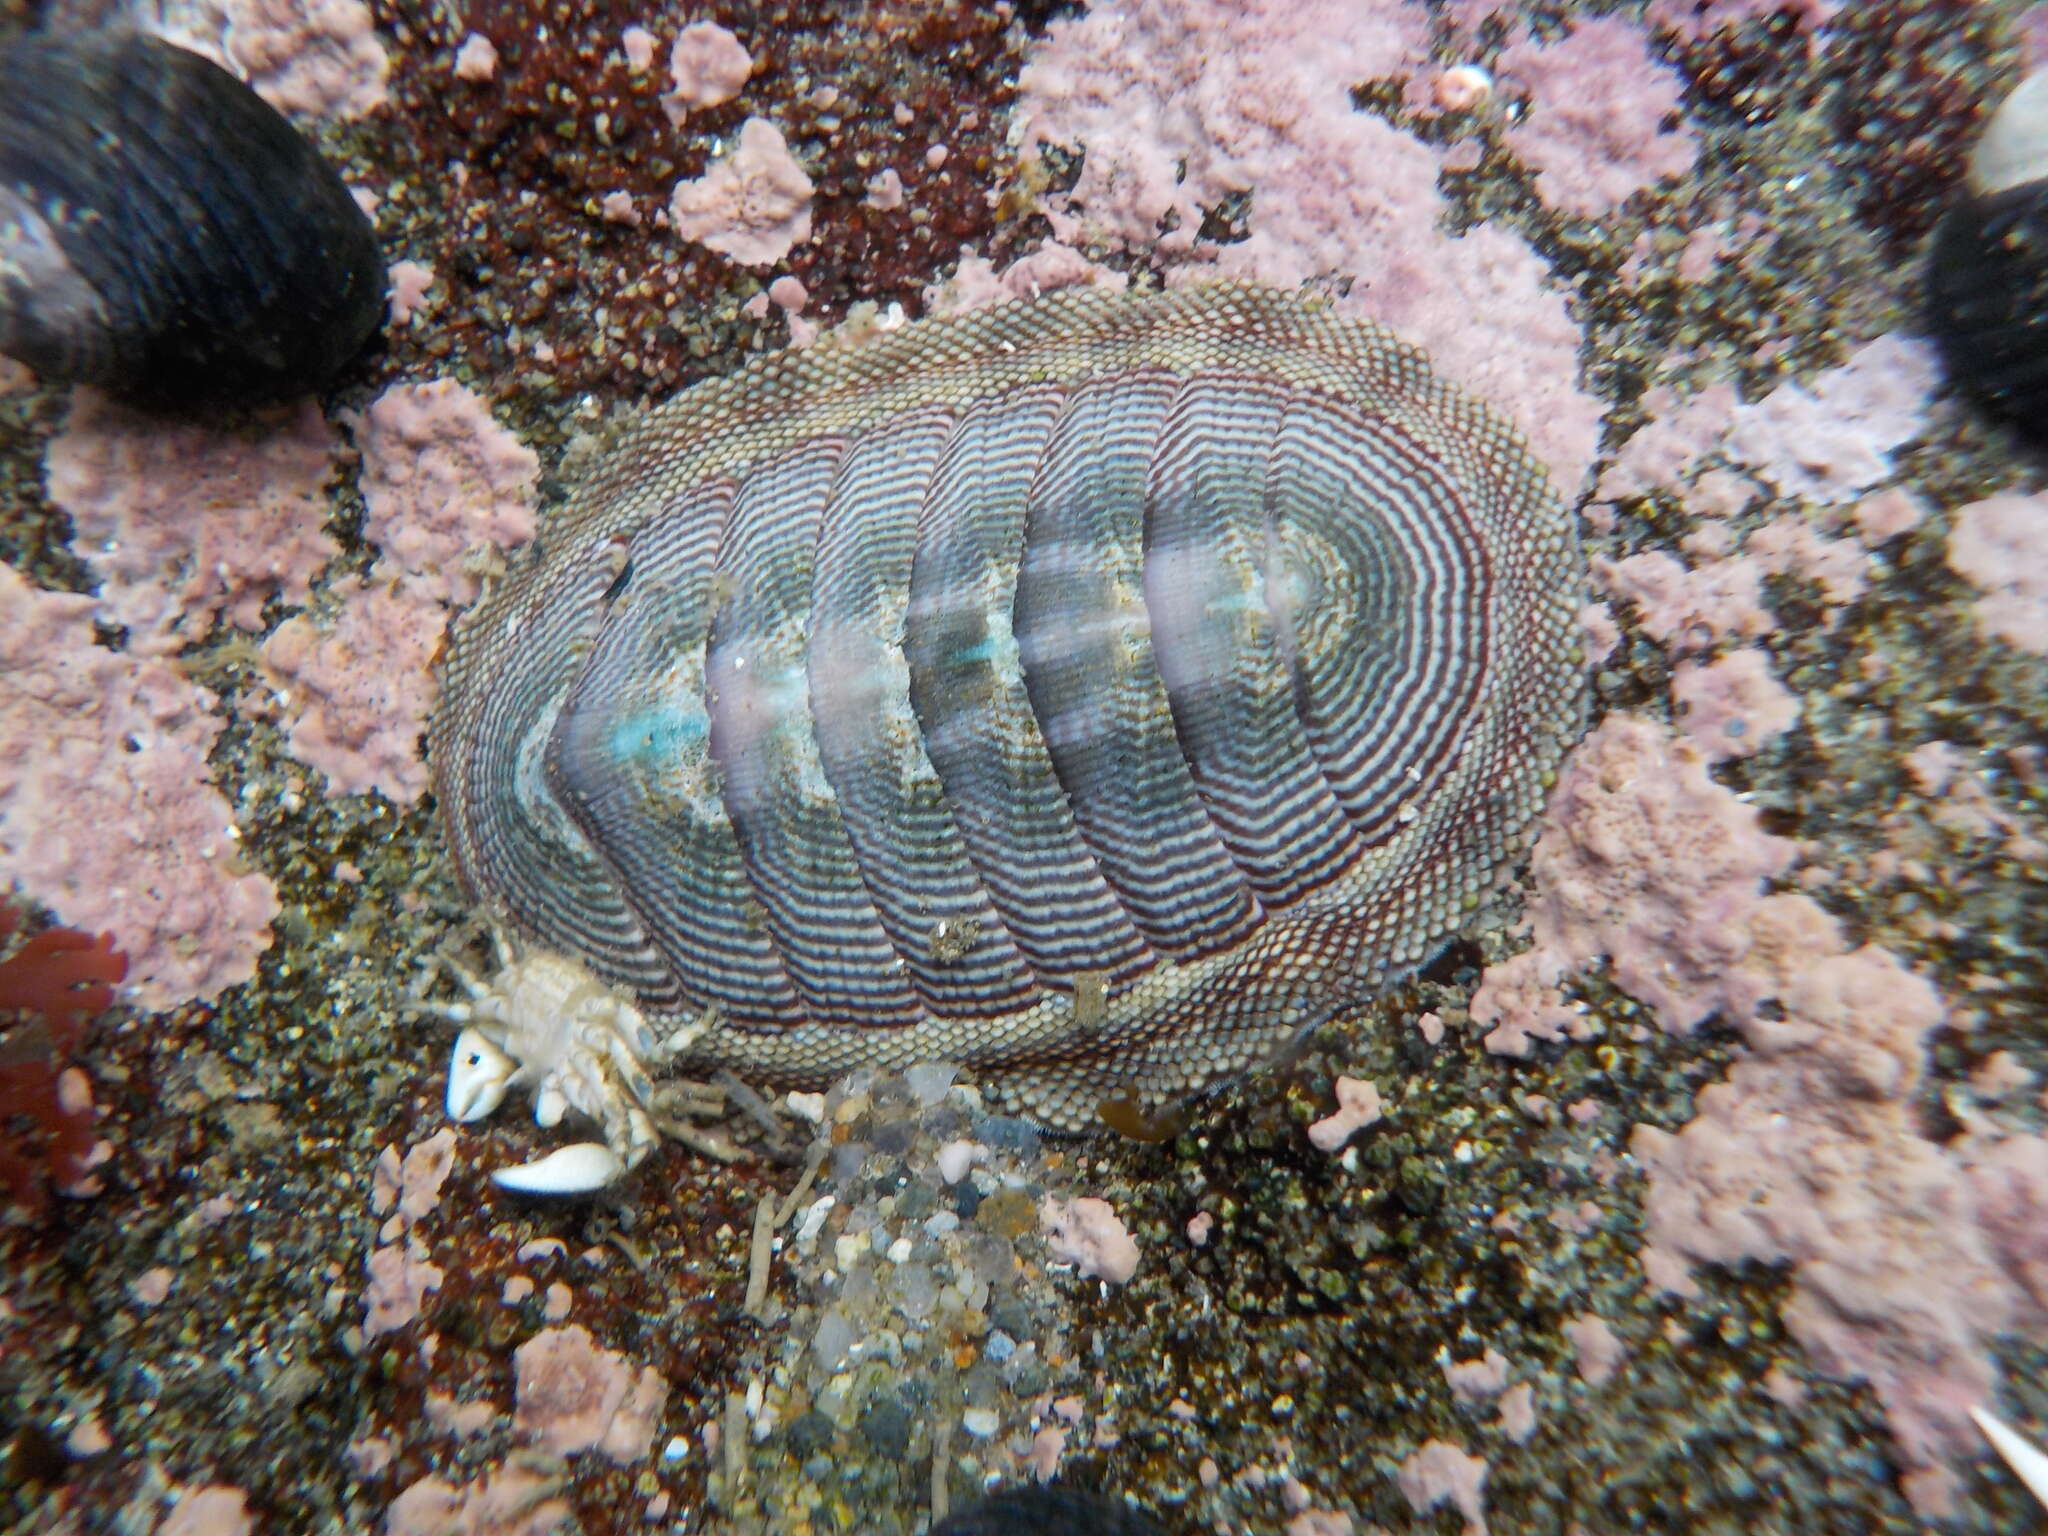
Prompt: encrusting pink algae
<box><xmin>1</xmin><ymin>0</ymin><xmax>2046</xmax><ymax>1532</ymax></box>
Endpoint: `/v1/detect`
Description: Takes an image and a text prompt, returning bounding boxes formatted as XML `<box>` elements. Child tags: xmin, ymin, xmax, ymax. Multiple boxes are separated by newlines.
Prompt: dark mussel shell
<box><xmin>932</xmin><ymin>1485</ymin><xmax>1172</xmax><ymax>1536</ymax></box>
<box><xmin>1928</xmin><ymin>73</ymin><xmax>2048</xmax><ymax>442</ymax></box>
<box><xmin>1928</xmin><ymin>184</ymin><xmax>2048</xmax><ymax>439</ymax></box>
<box><xmin>0</xmin><ymin>29</ymin><xmax>384</xmax><ymax>407</ymax></box>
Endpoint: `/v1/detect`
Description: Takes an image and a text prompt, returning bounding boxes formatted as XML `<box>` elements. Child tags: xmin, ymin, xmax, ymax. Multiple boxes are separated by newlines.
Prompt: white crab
<box><xmin>420</xmin><ymin>930</ymin><xmax>710</xmax><ymax>1194</ymax></box>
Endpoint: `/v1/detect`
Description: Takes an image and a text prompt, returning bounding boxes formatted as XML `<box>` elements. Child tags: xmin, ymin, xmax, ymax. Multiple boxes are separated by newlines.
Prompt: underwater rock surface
<box><xmin>6</xmin><ymin>1</ymin><xmax>2048</xmax><ymax>1534</ymax></box>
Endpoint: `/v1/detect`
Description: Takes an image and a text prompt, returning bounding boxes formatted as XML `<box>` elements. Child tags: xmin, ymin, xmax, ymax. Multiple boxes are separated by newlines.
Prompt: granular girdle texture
<box><xmin>432</xmin><ymin>285</ymin><xmax>1585</xmax><ymax>1131</ymax></box>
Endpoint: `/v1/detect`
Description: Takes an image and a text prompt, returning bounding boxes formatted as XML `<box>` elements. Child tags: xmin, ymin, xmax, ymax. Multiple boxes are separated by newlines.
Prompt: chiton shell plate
<box><xmin>431</xmin><ymin>285</ymin><xmax>1586</xmax><ymax>1130</ymax></box>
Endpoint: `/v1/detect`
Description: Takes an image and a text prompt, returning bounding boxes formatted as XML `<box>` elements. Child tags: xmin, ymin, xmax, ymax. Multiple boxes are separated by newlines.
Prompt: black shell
<box><xmin>432</xmin><ymin>286</ymin><xmax>1587</xmax><ymax>1130</ymax></box>
<box><xmin>0</xmin><ymin>29</ymin><xmax>384</xmax><ymax>406</ymax></box>
<box><xmin>1928</xmin><ymin>70</ymin><xmax>2048</xmax><ymax>440</ymax></box>
<box><xmin>1927</xmin><ymin>183</ymin><xmax>2048</xmax><ymax>437</ymax></box>
<box><xmin>932</xmin><ymin>1484</ymin><xmax>1171</xmax><ymax>1536</ymax></box>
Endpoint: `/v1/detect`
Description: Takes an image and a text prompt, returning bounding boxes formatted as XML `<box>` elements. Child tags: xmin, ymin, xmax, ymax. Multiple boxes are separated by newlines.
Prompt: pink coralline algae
<box><xmin>452</xmin><ymin>32</ymin><xmax>496</xmax><ymax>82</ymax></box>
<box><xmin>1945</xmin><ymin>492</ymin><xmax>2048</xmax><ymax>654</ymax></box>
<box><xmin>1722</xmin><ymin>335</ymin><xmax>1940</xmax><ymax>504</ymax></box>
<box><xmin>46</xmin><ymin>390</ymin><xmax>341</xmax><ymax>656</ymax></box>
<box><xmin>925</xmin><ymin>243</ymin><xmax>1130</xmax><ymax>318</ymax></box>
<box><xmin>1594</xmin><ymin>550</ymin><xmax>1775</xmax><ymax>654</ymax></box>
<box><xmin>386</xmin><ymin>260</ymin><xmax>436</xmax><ymax>326</ymax></box>
<box><xmin>1015</xmin><ymin>0</ymin><xmax>1602</xmax><ymax>490</ymax></box>
<box><xmin>262</xmin><ymin>381</ymin><xmax>536</xmax><ymax>803</ymax></box>
<box><xmin>512</xmin><ymin>1324</ymin><xmax>668</xmax><ymax>1463</ymax></box>
<box><xmin>1285</xmin><ymin>1513</ymin><xmax>1355</xmax><ymax>1536</ymax></box>
<box><xmin>1396</xmin><ymin>1438</ymin><xmax>1489</xmax><ymax>1536</ymax></box>
<box><xmin>1744</xmin><ymin>515</ymin><xmax>1869</xmax><ymax>607</ymax></box>
<box><xmin>0</xmin><ymin>565</ymin><xmax>278</xmax><ymax>1008</ymax></box>
<box><xmin>668</xmin><ymin>116</ymin><xmax>816</xmax><ymax>268</ymax></box>
<box><xmin>159</xmin><ymin>1484</ymin><xmax>255</xmax><ymax>1536</ymax></box>
<box><xmin>864</xmin><ymin>167</ymin><xmax>905</xmax><ymax>212</ymax></box>
<box><xmin>1968</xmin><ymin>1135</ymin><xmax>2048</xmax><ymax>1327</ymax></box>
<box><xmin>1591</xmin><ymin>382</ymin><xmax>1743</xmax><ymax>507</ymax></box>
<box><xmin>364</xmin><ymin>1240</ymin><xmax>444</xmax><ymax>1336</ymax></box>
<box><xmin>1496</xmin><ymin>1383</ymin><xmax>1538</xmax><ymax>1443</ymax></box>
<box><xmin>1631</xmin><ymin>921</ymin><xmax>2048</xmax><ymax>1515</ymax></box>
<box><xmin>1307</xmin><ymin>1076</ymin><xmax>1384</xmax><ymax>1153</ymax></box>
<box><xmin>1474</xmin><ymin>714</ymin><xmax>1794</xmax><ymax>1051</ymax></box>
<box><xmin>384</xmin><ymin>1461</ymin><xmax>570</xmax><ymax>1536</ymax></box>
<box><xmin>1441</xmin><ymin>1347</ymin><xmax>1511</xmax><ymax>1403</ymax></box>
<box><xmin>1563</xmin><ymin>1312</ymin><xmax>1625</xmax><ymax>1387</ymax></box>
<box><xmin>1019</xmin><ymin>0</ymin><xmax>1427</xmax><ymax>253</ymax></box>
<box><xmin>1470</xmin><ymin>947</ymin><xmax>1587</xmax><ymax>1059</ymax></box>
<box><xmin>360</xmin><ymin>1126</ymin><xmax>458</xmax><ymax>1336</ymax></box>
<box><xmin>1595</xmin><ymin>336</ymin><xmax>1937</xmax><ymax>516</ymax></box>
<box><xmin>1853</xmin><ymin>487</ymin><xmax>1926</xmax><ymax>546</ymax></box>
<box><xmin>1497</xmin><ymin>19</ymin><xmax>1700</xmax><ymax>217</ymax></box>
<box><xmin>662</xmin><ymin>20</ymin><xmax>752</xmax><ymax>120</ymax></box>
<box><xmin>1670</xmin><ymin>647</ymin><xmax>1798</xmax><ymax>761</ymax></box>
<box><xmin>1903</xmin><ymin>739</ymin><xmax>1962</xmax><ymax>797</ymax></box>
<box><xmin>262</xmin><ymin>575</ymin><xmax>444</xmax><ymax>803</ymax></box>
<box><xmin>1499</xmin><ymin>710</ymin><xmax>2048</xmax><ymax>1512</ymax></box>
<box><xmin>1040</xmin><ymin>1195</ymin><xmax>1142</xmax><ymax>1284</ymax></box>
<box><xmin>620</xmin><ymin>25</ymin><xmax>656</xmax><ymax>73</ymax></box>
<box><xmin>423</xmin><ymin>1391</ymin><xmax>501</xmax><ymax>1438</ymax></box>
<box><xmin>355</xmin><ymin>380</ymin><xmax>539</xmax><ymax>608</ymax></box>
<box><xmin>159</xmin><ymin>0</ymin><xmax>390</xmax><ymax>119</ymax></box>
<box><xmin>370</xmin><ymin>1128</ymin><xmax>460</xmax><ymax>1230</ymax></box>
<box><xmin>1577</xmin><ymin>602</ymin><xmax>1621</xmax><ymax>666</ymax></box>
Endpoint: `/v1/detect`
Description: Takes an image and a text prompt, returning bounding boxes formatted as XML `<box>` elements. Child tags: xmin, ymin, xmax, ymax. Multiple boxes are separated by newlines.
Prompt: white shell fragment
<box><xmin>1968</xmin><ymin>71</ymin><xmax>2048</xmax><ymax>198</ymax></box>
<box><xmin>1970</xmin><ymin>1405</ymin><xmax>2048</xmax><ymax>1511</ymax></box>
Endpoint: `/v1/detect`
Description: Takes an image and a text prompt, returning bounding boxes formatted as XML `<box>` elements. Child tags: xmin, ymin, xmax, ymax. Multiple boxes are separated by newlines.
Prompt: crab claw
<box><xmin>490</xmin><ymin>1141</ymin><xmax>626</xmax><ymax>1195</ymax></box>
<box><xmin>1971</xmin><ymin>1405</ymin><xmax>2048</xmax><ymax>1510</ymax></box>
<box><xmin>447</xmin><ymin>1028</ymin><xmax>517</xmax><ymax>1122</ymax></box>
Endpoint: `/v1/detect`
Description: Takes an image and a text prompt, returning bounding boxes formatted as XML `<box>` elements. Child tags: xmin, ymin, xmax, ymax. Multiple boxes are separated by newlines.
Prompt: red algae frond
<box><xmin>0</xmin><ymin>898</ymin><xmax>125</xmax><ymax>1215</ymax></box>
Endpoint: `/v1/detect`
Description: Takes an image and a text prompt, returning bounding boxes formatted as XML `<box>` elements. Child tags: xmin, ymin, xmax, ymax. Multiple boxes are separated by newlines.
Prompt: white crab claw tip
<box><xmin>490</xmin><ymin>1143</ymin><xmax>626</xmax><ymax>1195</ymax></box>
<box><xmin>447</xmin><ymin>1028</ymin><xmax>516</xmax><ymax>1122</ymax></box>
<box><xmin>1970</xmin><ymin>1405</ymin><xmax>2048</xmax><ymax>1511</ymax></box>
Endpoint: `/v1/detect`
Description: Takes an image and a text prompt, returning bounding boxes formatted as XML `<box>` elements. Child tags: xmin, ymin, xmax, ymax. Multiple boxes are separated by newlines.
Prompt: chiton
<box><xmin>431</xmin><ymin>284</ymin><xmax>1586</xmax><ymax>1131</ymax></box>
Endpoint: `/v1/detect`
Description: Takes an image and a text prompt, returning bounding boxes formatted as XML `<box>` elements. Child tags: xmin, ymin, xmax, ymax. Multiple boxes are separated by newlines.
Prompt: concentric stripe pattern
<box><xmin>432</xmin><ymin>284</ymin><xmax>1586</xmax><ymax>1132</ymax></box>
